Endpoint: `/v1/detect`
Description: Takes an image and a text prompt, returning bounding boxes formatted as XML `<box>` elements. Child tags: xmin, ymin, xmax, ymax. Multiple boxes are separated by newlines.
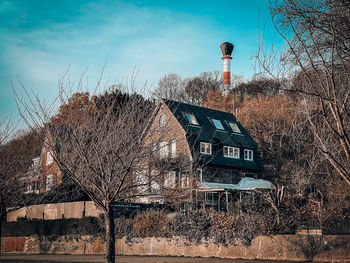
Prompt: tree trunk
<box><xmin>104</xmin><ymin>208</ymin><xmax>115</xmax><ymax>263</ymax></box>
<box><xmin>0</xmin><ymin>197</ymin><xmax>4</xmax><ymax>256</ymax></box>
<box><xmin>0</xmin><ymin>214</ymin><xmax>2</xmax><ymax>256</ymax></box>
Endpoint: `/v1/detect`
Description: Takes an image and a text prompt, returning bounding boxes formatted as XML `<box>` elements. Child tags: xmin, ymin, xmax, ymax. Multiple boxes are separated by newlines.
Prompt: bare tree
<box><xmin>15</xmin><ymin>76</ymin><xmax>180</xmax><ymax>262</ymax></box>
<box><xmin>256</xmin><ymin>0</ymin><xmax>350</xmax><ymax>186</ymax></box>
<box><xmin>151</xmin><ymin>73</ymin><xmax>184</xmax><ymax>101</ymax></box>
<box><xmin>152</xmin><ymin>71</ymin><xmax>226</xmax><ymax>106</ymax></box>
<box><xmin>0</xmin><ymin>116</ymin><xmax>13</xmax><ymax>255</ymax></box>
<box><xmin>0</xmin><ymin>122</ymin><xmax>44</xmax><ymax>254</ymax></box>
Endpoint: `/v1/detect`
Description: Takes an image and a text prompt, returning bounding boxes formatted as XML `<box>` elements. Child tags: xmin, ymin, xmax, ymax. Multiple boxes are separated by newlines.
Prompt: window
<box><xmin>212</xmin><ymin>119</ymin><xmax>225</xmax><ymax>130</ymax></box>
<box><xmin>46</xmin><ymin>174</ymin><xmax>54</xmax><ymax>191</ymax></box>
<box><xmin>185</xmin><ymin>114</ymin><xmax>199</xmax><ymax>125</ymax></box>
<box><xmin>26</xmin><ymin>181</ymin><xmax>39</xmax><ymax>194</ymax></box>
<box><xmin>32</xmin><ymin>157</ymin><xmax>40</xmax><ymax>169</ymax></box>
<box><xmin>151</xmin><ymin>180</ymin><xmax>160</xmax><ymax>192</ymax></box>
<box><xmin>159</xmin><ymin>114</ymin><xmax>166</xmax><ymax>127</ymax></box>
<box><xmin>164</xmin><ymin>171</ymin><xmax>176</xmax><ymax>188</ymax></box>
<box><xmin>170</xmin><ymin>140</ymin><xmax>176</xmax><ymax>158</ymax></box>
<box><xmin>159</xmin><ymin>142</ymin><xmax>169</xmax><ymax>158</ymax></box>
<box><xmin>151</xmin><ymin>171</ymin><xmax>160</xmax><ymax>192</ymax></box>
<box><xmin>224</xmin><ymin>146</ymin><xmax>240</xmax><ymax>159</ymax></box>
<box><xmin>244</xmin><ymin>149</ymin><xmax>253</xmax><ymax>161</ymax></box>
<box><xmin>179</xmin><ymin>172</ymin><xmax>190</xmax><ymax>188</ymax></box>
<box><xmin>196</xmin><ymin>168</ymin><xmax>203</xmax><ymax>182</ymax></box>
<box><xmin>200</xmin><ymin>142</ymin><xmax>212</xmax><ymax>155</ymax></box>
<box><xmin>46</xmin><ymin>151</ymin><xmax>53</xmax><ymax>165</ymax></box>
<box><xmin>136</xmin><ymin>171</ymin><xmax>147</xmax><ymax>193</ymax></box>
<box><xmin>229</xmin><ymin>122</ymin><xmax>241</xmax><ymax>133</ymax></box>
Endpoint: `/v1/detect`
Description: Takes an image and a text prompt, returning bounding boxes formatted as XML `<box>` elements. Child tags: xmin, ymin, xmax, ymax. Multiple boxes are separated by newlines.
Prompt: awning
<box><xmin>198</xmin><ymin>177</ymin><xmax>275</xmax><ymax>192</ymax></box>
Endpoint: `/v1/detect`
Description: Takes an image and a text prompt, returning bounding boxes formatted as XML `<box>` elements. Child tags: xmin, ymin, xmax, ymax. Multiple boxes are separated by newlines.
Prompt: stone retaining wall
<box><xmin>1</xmin><ymin>235</ymin><xmax>350</xmax><ymax>262</ymax></box>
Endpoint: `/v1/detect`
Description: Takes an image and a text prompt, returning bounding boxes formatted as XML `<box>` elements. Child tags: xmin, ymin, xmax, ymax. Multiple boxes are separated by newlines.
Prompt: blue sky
<box><xmin>0</xmin><ymin>0</ymin><xmax>281</xmax><ymax>125</ymax></box>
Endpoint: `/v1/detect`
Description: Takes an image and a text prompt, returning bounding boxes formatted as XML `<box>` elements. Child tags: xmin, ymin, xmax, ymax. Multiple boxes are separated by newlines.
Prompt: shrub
<box><xmin>132</xmin><ymin>210</ymin><xmax>171</xmax><ymax>238</ymax></box>
<box><xmin>115</xmin><ymin>217</ymin><xmax>134</xmax><ymax>239</ymax></box>
<box><xmin>173</xmin><ymin>209</ymin><xmax>211</xmax><ymax>243</ymax></box>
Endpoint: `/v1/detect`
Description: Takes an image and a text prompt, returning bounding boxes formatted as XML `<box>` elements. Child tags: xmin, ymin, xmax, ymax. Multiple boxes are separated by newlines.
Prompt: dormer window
<box><xmin>244</xmin><ymin>149</ymin><xmax>253</xmax><ymax>161</ymax></box>
<box><xmin>200</xmin><ymin>142</ymin><xmax>212</xmax><ymax>155</ymax></box>
<box><xmin>212</xmin><ymin>119</ymin><xmax>225</xmax><ymax>130</ymax></box>
<box><xmin>224</xmin><ymin>146</ymin><xmax>240</xmax><ymax>159</ymax></box>
<box><xmin>185</xmin><ymin>114</ymin><xmax>199</xmax><ymax>125</ymax></box>
<box><xmin>159</xmin><ymin>114</ymin><xmax>166</xmax><ymax>127</ymax></box>
<box><xmin>229</xmin><ymin>122</ymin><xmax>241</xmax><ymax>133</ymax></box>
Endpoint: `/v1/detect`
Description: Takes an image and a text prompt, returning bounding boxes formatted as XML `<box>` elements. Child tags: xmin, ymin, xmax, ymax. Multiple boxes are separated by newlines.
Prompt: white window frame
<box><xmin>164</xmin><ymin>171</ymin><xmax>176</xmax><ymax>188</ymax></box>
<box><xmin>200</xmin><ymin>142</ymin><xmax>212</xmax><ymax>155</ymax></box>
<box><xmin>170</xmin><ymin>140</ymin><xmax>176</xmax><ymax>158</ymax></box>
<box><xmin>196</xmin><ymin>168</ymin><xmax>203</xmax><ymax>182</ymax></box>
<box><xmin>46</xmin><ymin>174</ymin><xmax>54</xmax><ymax>191</ymax></box>
<box><xmin>244</xmin><ymin>149</ymin><xmax>254</xmax><ymax>161</ymax></box>
<box><xmin>229</xmin><ymin>122</ymin><xmax>241</xmax><ymax>133</ymax></box>
<box><xmin>159</xmin><ymin>141</ymin><xmax>169</xmax><ymax>158</ymax></box>
<box><xmin>46</xmin><ymin>151</ymin><xmax>53</xmax><ymax>166</ymax></box>
<box><xmin>185</xmin><ymin>113</ymin><xmax>199</xmax><ymax>125</ymax></box>
<box><xmin>136</xmin><ymin>171</ymin><xmax>148</xmax><ymax>193</ymax></box>
<box><xmin>179</xmin><ymin>172</ymin><xmax>190</xmax><ymax>188</ymax></box>
<box><xmin>223</xmin><ymin>146</ymin><xmax>240</xmax><ymax>159</ymax></box>
<box><xmin>212</xmin><ymin>119</ymin><xmax>225</xmax><ymax>130</ymax></box>
<box><xmin>159</xmin><ymin>114</ymin><xmax>166</xmax><ymax>128</ymax></box>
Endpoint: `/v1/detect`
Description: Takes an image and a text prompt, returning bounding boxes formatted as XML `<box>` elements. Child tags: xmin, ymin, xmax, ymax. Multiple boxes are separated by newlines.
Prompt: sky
<box><xmin>0</xmin><ymin>0</ymin><xmax>282</xmax><ymax>126</ymax></box>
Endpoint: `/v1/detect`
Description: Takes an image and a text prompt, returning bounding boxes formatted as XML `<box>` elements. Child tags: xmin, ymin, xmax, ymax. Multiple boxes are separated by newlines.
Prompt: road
<box><xmin>0</xmin><ymin>254</ymin><xmax>299</xmax><ymax>263</ymax></box>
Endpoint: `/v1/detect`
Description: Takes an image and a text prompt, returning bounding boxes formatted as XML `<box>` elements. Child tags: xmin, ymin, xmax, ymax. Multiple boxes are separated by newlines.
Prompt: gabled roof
<box><xmin>162</xmin><ymin>99</ymin><xmax>263</xmax><ymax>171</ymax></box>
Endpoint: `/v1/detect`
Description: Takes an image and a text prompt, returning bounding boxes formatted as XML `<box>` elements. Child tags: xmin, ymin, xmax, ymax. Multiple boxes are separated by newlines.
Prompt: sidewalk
<box><xmin>0</xmin><ymin>254</ymin><xmax>297</xmax><ymax>263</ymax></box>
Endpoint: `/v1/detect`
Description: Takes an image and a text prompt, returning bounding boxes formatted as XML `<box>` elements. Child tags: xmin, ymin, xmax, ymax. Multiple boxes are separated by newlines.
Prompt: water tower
<box><xmin>220</xmin><ymin>42</ymin><xmax>234</xmax><ymax>92</ymax></box>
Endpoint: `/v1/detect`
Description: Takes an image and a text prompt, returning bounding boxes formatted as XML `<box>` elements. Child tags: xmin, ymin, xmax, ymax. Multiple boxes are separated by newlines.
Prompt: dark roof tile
<box><xmin>162</xmin><ymin>99</ymin><xmax>263</xmax><ymax>171</ymax></box>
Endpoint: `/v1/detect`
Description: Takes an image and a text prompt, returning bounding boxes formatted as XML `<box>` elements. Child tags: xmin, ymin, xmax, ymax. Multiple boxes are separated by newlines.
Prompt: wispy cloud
<box><xmin>0</xmin><ymin>0</ymin><xmax>281</xmax><ymax>123</ymax></box>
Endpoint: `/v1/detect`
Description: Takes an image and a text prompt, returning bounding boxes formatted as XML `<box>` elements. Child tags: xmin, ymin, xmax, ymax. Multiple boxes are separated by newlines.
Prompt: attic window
<box><xmin>224</xmin><ymin>146</ymin><xmax>240</xmax><ymax>159</ymax></box>
<box><xmin>229</xmin><ymin>122</ymin><xmax>241</xmax><ymax>133</ymax></box>
<box><xmin>185</xmin><ymin>114</ymin><xmax>199</xmax><ymax>125</ymax></box>
<box><xmin>159</xmin><ymin>114</ymin><xmax>166</xmax><ymax>127</ymax></box>
<box><xmin>212</xmin><ymin>119</ymin><xmax>225</xmax><ymax>130</ymax></box>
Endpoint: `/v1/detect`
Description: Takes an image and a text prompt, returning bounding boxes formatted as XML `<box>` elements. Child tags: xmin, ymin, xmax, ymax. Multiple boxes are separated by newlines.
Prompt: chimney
<box><xmin>220</xmin><ymin>42</ymin><xmax>234</xmax><ymax>94</ymax></box>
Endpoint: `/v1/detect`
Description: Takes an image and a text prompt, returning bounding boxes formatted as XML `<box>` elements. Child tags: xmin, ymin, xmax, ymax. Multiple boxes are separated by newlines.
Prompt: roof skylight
<box><xmin>185</xmin><ymin>114</ymin><xmax>199</xmax><ymax>125</ymax></box>
<box><xmin>229</xmin><ymin>122</ymin><xmax>241</xmax><ymax>133</ymax></box>
<box><xmin>212</xmin><ymin>119</ymin><xmax>225</xmax><ymax>130</ymax></box>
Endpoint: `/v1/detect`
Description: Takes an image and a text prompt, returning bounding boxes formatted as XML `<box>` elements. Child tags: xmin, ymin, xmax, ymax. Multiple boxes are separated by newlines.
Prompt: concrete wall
<box><xmin>6</xmin><ymin>201</ymin><xmax>102</xmax><ymax>221</ymax></box>
<box><xmin>2</xmin><ymin>235</ymin><xmax>349</xmax><ymax>262</ymax></box>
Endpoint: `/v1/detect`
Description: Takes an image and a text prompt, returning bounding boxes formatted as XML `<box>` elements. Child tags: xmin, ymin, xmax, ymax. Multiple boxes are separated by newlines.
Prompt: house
<box><xmin>24</xmin><ymin>98</ymin><xmax>273</xmax><ymax>211</ymax></box>
<box><xmin>19</xmin><ymin>157</ymin><xmax>41</xmax><ymax>195</ymax></box>
<box><xmin>20</xmin><ymin>136</ymin><xmax>62</xmax><ymax>195</ymax></box>
<box><xmin>39</xmin><ymin>137</ymin><xmax>62</xmax><ymax>193</ymax></box>
<box><xmin>140</xmin><ymin>98</ymin><xmax>274</xmax><ymax>207</ymax></box>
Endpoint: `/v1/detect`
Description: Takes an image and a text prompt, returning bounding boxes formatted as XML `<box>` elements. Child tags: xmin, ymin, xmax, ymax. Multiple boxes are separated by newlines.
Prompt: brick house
<box><xmin>21</xmin><ymin>135</ymin><xmax>62</xmax><ymax>195</ymax></box>
<box><xmin>38</xmin><ymin>137</ymin><xmax>62</xmax><ymax>193</ymax></box>
<box><xmin>140</xmin><ymin>98</ymin><xmax>274</xmax><ymax>206</ymax></box>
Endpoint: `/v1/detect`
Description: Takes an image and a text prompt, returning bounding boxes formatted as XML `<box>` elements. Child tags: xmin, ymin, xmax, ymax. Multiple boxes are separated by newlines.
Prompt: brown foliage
<box><xmin>50</xmin><ymin>92</ymin><xmax>96</xmax><ymax>127</ymax></box>
<box><xmin>133</xmin><ymin>210</ymin><xmax>170</xmax><ymax>238</ymax></box>
<box><xmin>238</xmin><ymin>95</ymin><xmax>300</xmax><ymax>173</ymax></box>
<box><xmin>203</xmin><ymin>90</ymin><xmax>235</xmax><ymax>113</ymax></box>
<box><xmin>257</xmin><ymin>0</ymin><xmax>350</xmax><ymax>186</ymax></box>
